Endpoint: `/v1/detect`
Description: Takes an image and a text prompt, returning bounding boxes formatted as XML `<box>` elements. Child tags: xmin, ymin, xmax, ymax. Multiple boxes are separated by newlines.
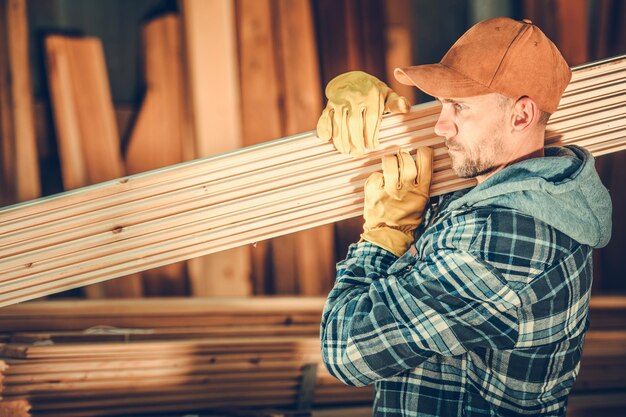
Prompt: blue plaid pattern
<box><xmin>321</xmin><ymin>198</ymin><xmax>592</xmax><ymax>416</ymax></box>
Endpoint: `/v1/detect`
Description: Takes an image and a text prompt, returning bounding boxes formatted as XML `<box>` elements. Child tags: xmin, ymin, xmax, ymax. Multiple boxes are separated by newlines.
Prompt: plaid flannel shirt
<box><xmin>320</xmin><ymin>194</ymin><xmax>592</xmax><ymax>417</ymax></box>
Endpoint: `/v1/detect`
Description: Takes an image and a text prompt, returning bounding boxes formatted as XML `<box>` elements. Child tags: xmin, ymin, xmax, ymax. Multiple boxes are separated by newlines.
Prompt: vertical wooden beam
<box><xmin>555</xmin><ymin>0</ymin><xmax>589</xmax><ymax>65</ymax></box>
<box><xmin>45</xmin><ymin>35</ymin><xmax>142</xmax><ymax>298</ymax></box>
<box><xmin>236</xmin><ymin>0</ymin><xmax>283</xmax><ymax>294</ymax></box>
<box><xmin>273</xmin><ymin>0</ymin><xmax>334</xmax><ymax>295</ymax></box>
<box><xmin>314</xmin><ymin>0</ymin><xmax>388</xmax><ymax>264</ymax></box>
<box><xmin>179</xmin><ymin>0</ymin><xmax>252</xmax><ymax>297</ymax></box>
<box><xmin>522</xmin><ymin>0</ymin><xmax>559</xmax><ymax>44</ymax></box>
<box><xmin>0</xmin><ymin>0</ymin><xmax>40</xmax><ymax>205</ymax></box>
<box><xmin>124</xmin><ymin>14</ymin><xmax>189</xmax><ymax>296</ymax></box>
<box><xmin>44</xmin><ymin>36</ymin><xmax>87</xmax><ymax>191</ymax></box>
<box><xmin>315</xmin><ymin>0</ymin><xmax>387</xmax><ymax>83</ymax></box>
<box><xmin>384</xmin><ymin>0</ymin><xmax>416</xmax><ymax>103</ymax></box>
<box><xmin>592</xmin><ymin>0</ymin><xmax>626</xmax><ymax>292</ymax></box>
<box><xmin>0</xmin><ymin>0</ymin><xmax>17</xmax><ymax>205</ymax></box>
<box><xmin>236</xmin><ymin>0</ymin><xmax>335</xmax><ymax>295</ymax></box>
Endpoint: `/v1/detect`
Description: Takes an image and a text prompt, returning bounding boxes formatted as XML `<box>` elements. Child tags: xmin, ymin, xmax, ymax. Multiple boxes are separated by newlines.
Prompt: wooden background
<box><xmin>1</xmin><ymin>0</ymin><xmax>625</xmax><ymax>299</ymax></box>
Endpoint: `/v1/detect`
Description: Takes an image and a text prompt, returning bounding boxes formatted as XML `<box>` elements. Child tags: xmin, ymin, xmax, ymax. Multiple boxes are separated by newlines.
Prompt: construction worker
<box><xmin>317</xmin><ymin>17</ymin><xmax>612</xmax><ymax>416</ymax></box>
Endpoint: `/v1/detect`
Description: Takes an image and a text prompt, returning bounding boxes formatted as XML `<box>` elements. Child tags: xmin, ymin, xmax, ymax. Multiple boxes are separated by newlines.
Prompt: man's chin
<box><xmin>452</xmin><ymin>161</ymin><xmax>495</xmax><ymax>179</ymax></box>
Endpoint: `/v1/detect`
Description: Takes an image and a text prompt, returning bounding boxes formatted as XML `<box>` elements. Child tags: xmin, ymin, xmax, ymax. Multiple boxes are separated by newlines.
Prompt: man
<box><xmin>317</xmin><ymin>17</ymin><xmax>612</xmax><ymax>416</ymax></box>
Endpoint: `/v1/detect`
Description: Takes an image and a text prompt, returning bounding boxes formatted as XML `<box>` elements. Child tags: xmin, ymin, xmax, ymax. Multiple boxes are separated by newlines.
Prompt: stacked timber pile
<box><xmin>0</xmin><ymin>296</ymin><xmax>624</xmax><ymax>416</ymax></box>
<box><xmin>0</xmin><ymin>297</ymin><xmax>372</xmax><ymax>416</ymax></box>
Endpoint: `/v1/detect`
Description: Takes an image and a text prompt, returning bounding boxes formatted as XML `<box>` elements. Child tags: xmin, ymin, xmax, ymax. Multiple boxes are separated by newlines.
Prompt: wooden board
<box><xmin>0</xmin><ymin>0</ymin><xmax>40</xmax><ymax>205</ymax></box>
<box><xmin>555</xmin><ymin>0</ymin><xmax>589</xmax><ymax>66</ymax></box>
<box><xmin>44</xmin><ymin>34</ymin><xmax>142</xmax><ymax>299</ymax></box>
<box><xmin>5</xmin><ymin>0</ymin><xmax>40</xmax><ymax>203</ymax></box>
<box><xmin>0</xmin><ymin>0</ymin><xmax>18</xmax><ymax>206</ymax></box>
<box><xmin>0</xmin><ymin>296</ymin><xmax>325</xmax><ymax>331</ymax></box>
<box><xmin>236</xmin><ymin>0</ymin><xmax>283</xmax><ymax>294</ymax></box>
<box><xmin>384</xmin><ymin>0</ymin><xmax>416</xmax><ymax>102</ymax></box>
<box><xmin>124</xmin><ymin>14</ymin><xmax>189</xmax><ymax>296</ymax></box>
<box><xmin>272</xmin><ymin>0</ymin><xmax>335</xmax><ymax>296</ymax></box>
<box><xmin>236</xmin><ymin>0</ymin><xmax>335</xmax><ymax>295</ymax></box>
<box><xmin>314</xmin><ymin>0</ymin><xmax>389</xmax><ymax>264</ymax></box>
<box><xmin>179</xmin><ymin>0</ymin><xmax>252</xmax><ymax>296</ymax></box>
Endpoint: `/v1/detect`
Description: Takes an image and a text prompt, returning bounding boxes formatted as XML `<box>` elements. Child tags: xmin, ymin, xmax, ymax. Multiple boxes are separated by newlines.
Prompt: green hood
<box><xmin>445</xmin><ymin>145</ymin><xmax>612</xmax><ymax>248</ymax></box>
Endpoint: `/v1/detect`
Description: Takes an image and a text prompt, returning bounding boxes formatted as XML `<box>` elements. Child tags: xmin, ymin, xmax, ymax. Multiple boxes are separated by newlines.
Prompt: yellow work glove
<box><xmin>317</xmin><ymin>71</ymin><xmax>410</xmax><ymax>156</ymax></box>
<box><xmin>361</xmin><ymin>147</ymin><xmax>433</xmax><ymax>256</ymax></box>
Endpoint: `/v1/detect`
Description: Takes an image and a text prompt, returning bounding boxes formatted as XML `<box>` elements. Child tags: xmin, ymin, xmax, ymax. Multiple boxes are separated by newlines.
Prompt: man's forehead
<box><xmin>435</xmin><ymin>93</ymin><xmax>500</xmax><ymax>104</ymax></box>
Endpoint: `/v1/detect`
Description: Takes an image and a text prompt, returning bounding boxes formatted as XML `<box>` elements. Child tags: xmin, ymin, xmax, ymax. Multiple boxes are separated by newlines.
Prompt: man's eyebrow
<box><xmin>437</xmin><ymin>98</ymin><xmax>465</xmax><ymax>104</ymax></box>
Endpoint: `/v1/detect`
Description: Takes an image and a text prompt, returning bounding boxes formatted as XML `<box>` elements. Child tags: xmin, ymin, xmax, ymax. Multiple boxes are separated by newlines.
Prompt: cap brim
<box><xmin>394</xmin><ymin>64</ymin><xmax>494</xmax><ymax>99</ymax></box>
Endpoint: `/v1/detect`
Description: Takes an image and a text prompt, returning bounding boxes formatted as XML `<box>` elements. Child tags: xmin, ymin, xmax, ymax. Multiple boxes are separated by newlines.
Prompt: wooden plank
<box><xmin>1</xmin><ymin>354</ymin><xmax>318</xmax><ymax>373</ymax></box>
<box><xmin>9</xmin><ymin>324</ymin><xmax>320</xmax><ymax>343</ymax></box>
<box><xmin>0</xmin><ymin>0</ymin><xmax>17</xmax><ymax>206</ymax></box>
<box><xmin>555</xmin><ymin>0</ymin><xmax>589</xmax><ymax>66</ymax></box>
<box><xmin>5</xmin><ymin>0</ymin><xmax>40</xmax><ymax>203</ymax></box>
<box><xmin>0</xmin><ymin>0</ymin><xmax>40</xmax><ymax>205</ymax></box>
<box><xmin>179</xmin><ymin>0</ymin><xmax>251</xmax><ymax>297</ymax></box>
<box><xmin>124</xmin><ymin>14</ymin><xmax>189</xmax><ymax>296</ymax></box>
<box><xmin>42</xmin><ymin>36</ymin><xmax>88</xmax><ymax>191</ymax></box>
<box><xmin>44</xmin><ymin>34</ymin><xmax>142</xmax><ymax>299</ymax></box>
<box><xmin>236</xmin><ymin>0</ymin><xmax>283</xmax><ymax>294</ymax></box>
<box><xmin>0</xmin><ymin>296</ymin><xmax>325</xmax><ymax>316</ymax></box>
<box><xmin>384</xmin><ymin>0</ymin><xmax>416</xmax><ymax>103</ymax></box>
<box><xmin>1</xmin><ymin>337</ymin><xmax>320</xmax><ymax>359</ymax></box>
<box><xmin>314</xmin><ymin>0</ymin><xmax>389</xmax><ymax>267</ymax></box>
<box><xmin>271</xmin><ymin>0</ymin><xmax>335</xmax><ymax>296</ymax></box>
<box><xmin>0</xmin><ymin>56</ymin><xmax>624</xmax><ymax>305</ymax></box>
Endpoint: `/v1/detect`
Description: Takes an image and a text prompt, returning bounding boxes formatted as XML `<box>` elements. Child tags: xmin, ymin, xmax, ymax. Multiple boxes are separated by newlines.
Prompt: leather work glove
<box><xmin>317</xmin><ymin>71</ymin><xmax>410</xmax><ymax>156</ymax></box>
<box><xmin>360</xmin><ymin>147</ymin><xmax>433</xmax><ymax>256</ymax></box>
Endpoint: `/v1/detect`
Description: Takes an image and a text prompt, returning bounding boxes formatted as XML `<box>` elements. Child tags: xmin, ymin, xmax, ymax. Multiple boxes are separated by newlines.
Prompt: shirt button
<box><xmin>405</xmin><ymin>265</ymin><xmax>413</xmax><ymax>272</ymax></box>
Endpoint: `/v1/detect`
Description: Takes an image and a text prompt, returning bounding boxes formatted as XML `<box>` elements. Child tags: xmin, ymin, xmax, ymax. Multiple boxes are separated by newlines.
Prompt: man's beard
<box><xmin>451</xmin><ymin>152</ymin><xmax>497</xmax><ymax>178</ymax></box>
<box><xmin>448</xmin><ymin>127</ymin><xmax>505</xmax><ymax>179</ymax></box>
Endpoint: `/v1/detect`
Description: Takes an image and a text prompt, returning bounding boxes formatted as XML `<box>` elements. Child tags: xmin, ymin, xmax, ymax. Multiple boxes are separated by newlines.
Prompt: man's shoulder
<box><xmin>425</xmin><ymin>206</ymin><xmax>580</xmax><ymax>255</ymax></box>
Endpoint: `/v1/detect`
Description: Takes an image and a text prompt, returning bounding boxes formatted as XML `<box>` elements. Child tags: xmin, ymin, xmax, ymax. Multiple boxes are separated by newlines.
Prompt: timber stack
<box><xmin>0</xmin><ymin>296</ymin><xmax>624</xmax><ymax>416</ymax></box>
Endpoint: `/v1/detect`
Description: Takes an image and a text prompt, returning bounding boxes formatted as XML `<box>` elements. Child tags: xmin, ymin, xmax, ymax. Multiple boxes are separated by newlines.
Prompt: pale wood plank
<box><xmin>44</xmin><ymin>34</ymin><xmax>142</xmax><ymax>299</ymax></box>
<box><xmin>180</xmin><ymin>0</ymin><xmax>252</xmax><ymax>297</ymax></box>
<box><xmin>0</xmin><ymin>0</ymin><xmax>40</xmax><ymax>205</ymax></box>
<box><xmin>384</xmin><ymin>0</ymin><xmax>416</xmax><ymax>103</ymax></box>
<box><xmin>125</xmin><ymin>14</ymin><xmax>189</xmax><ymax>296</ymax></box>
<box><xmin>272</xmin><ymin>0</ymin><xmax>335</xmax><ymax>296</ymax></box>
<box><xmin>236</xmin><ymin>0</ymin><xmax>283</xmax><ymax>295</ymax></box>
<box><xmin>6</xmin><ymin>0</ymin><xmax>40</xmax><ymax>203</ymax></box>
<box><xmin>555</xmin><ymin>0</ymin><xmax>589</xmax><ymax>66</ymax></box>
<box><xmin>0</xmin><ymin>0</ymin><xmax>18</xmax><ymax>206</ymax></box>
<box><xmin>43</xmin><ymin>38</ymin><xmax>98</xmax><ymax>208</ymax></box>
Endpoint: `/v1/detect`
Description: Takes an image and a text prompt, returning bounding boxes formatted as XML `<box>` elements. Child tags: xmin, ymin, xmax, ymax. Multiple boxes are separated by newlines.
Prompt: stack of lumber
<box><xmin>0</xmin><ymin>297</ymin><xmax>372</xmax><ymax>416</ymax></box>
<box><xmin>0</xmin><ymin>296</ymin><xmax>624</xmax><ymax>416</ymax></box>
<box><xmin>1</xmin><ymin>54</ymin><xmax>625</xmax><ymax>308</ymax></box>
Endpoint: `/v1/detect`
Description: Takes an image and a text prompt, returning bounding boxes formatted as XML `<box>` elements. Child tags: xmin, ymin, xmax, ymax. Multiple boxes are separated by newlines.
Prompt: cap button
<box><xmin>522</xmin><ymin>18</ymin><xmax>533</xmax><ymax>24</ymax></box>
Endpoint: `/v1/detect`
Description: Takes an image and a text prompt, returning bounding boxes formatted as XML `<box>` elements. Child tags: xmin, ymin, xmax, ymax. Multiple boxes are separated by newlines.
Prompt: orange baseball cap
<box><xmin>394</xmin><ymin>17</ymin><xmax>571</xmax><ymax>114</ymax></box>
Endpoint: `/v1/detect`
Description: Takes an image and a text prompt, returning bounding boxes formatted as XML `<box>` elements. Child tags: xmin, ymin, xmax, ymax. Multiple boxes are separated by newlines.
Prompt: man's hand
<box><xmin>317</xmin><ymin>71</ymin><xmax>410</xmax><ymax>156</ymax></box>
<box><xmin>361</xmin><ymin>147</ymin><xmax>433</xmax><ymax>256</ymax></box>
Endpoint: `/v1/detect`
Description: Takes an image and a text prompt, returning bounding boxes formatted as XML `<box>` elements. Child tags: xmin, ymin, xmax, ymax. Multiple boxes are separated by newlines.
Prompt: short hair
<box><xmin>537</xmin><ymin>110</ymin><xmax>551</xmax><ymax>126</ymax></box>
<box><xmin>498</xmin><ymin>94</ymin><xmax>551</xmax><ymax>126</ymax></box>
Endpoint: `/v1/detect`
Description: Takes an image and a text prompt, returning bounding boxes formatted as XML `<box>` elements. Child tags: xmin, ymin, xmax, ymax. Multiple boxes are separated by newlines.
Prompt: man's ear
<box><xmin>511</xmin><ymin>96</ymin><xmax>539</xmax><ymax>133</ymax></box>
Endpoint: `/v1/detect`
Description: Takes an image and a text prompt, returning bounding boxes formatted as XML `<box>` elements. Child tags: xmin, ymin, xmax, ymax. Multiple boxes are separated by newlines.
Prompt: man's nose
<box><xmin>434</xmin><ymin>111</ymin><xmax>457</xmax><ymax>139</ymax></box>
